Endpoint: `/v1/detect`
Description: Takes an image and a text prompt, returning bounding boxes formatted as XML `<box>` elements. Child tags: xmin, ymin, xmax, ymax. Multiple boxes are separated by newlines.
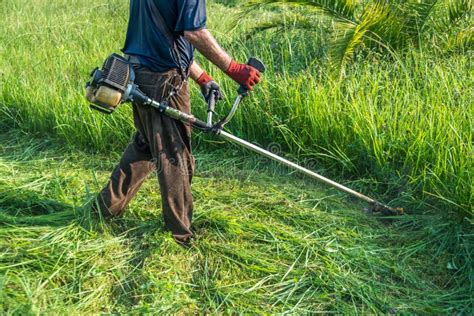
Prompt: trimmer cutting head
<box><xmin>369</xmin><ymin>202</ymin><xmax>404</xmax><ymax>216</ymax></box>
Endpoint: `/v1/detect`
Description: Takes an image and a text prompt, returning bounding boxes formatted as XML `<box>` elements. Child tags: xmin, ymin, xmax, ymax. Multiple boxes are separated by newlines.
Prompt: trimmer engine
<box><xmin>85</xmin><ymin>53</ymin><xmax>136</xmax><ymax>114</ymax></box>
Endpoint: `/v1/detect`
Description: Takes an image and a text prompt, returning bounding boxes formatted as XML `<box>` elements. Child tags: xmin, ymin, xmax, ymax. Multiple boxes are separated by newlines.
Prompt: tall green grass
<box><xmin>0</xmin><ymin>0</ymin><xmax>471</xmax><ymax>220</ymax></box>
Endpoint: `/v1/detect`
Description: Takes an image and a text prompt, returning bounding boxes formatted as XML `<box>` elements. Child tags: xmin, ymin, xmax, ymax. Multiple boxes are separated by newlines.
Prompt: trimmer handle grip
<box><xmin>238</xmin><ymin>57</ymin><xmax>266</xmax><ymax>95</ymax></box>
<box><xmin>208</xmin><ymin>90</ymin><xmax>218</xmax><ymax>113</ymax></box>
<box><xmin>248</xmin><ymin>57</ymin><xmax>266</xmax><ymax>73</ymax></box>
<box><xmin>206</xmin><ymin>90</ymin><xmax>219</xmax><ymax>127</ymax></box>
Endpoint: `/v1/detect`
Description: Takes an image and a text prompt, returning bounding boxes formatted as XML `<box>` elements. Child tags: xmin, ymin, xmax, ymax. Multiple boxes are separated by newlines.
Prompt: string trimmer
<box><xmin>85</xmin><ymin>53</ymin><xmax>404</xmax><ymax>216</ymax></box>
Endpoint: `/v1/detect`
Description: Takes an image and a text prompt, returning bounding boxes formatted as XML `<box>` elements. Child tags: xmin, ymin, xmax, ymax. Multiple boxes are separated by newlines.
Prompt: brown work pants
<box><xmin>95</xmin><ymin>67</ymin><xmax>195</xmax><ymax>245</ymax></box>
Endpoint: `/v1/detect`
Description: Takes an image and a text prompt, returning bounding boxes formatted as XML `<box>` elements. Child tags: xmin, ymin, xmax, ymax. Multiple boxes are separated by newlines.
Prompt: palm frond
<box><xmin>362</xmin><ymin>1</ymin><xmax>404</xmax><ymax>49</ymax></box>
<box><xmin>248</xmin><ymin>13</ymin><xmax>319</xmax><ymax>35</ymax></box>
<box><xmin>330</xmin><ymin>1</ymin><xmax>395</xmax><ymax>70</ymax></box>
<box><xmin>400</xmin><ymin>0</ymin><xmax>440</xmax><ymax>38</ymax></box>
<box><xmin>247</xmin><ymin>0</ymin><xmax>358</xmax><ymax>22</ymax></box>
<box><xmin>247</xmin><ymin>0</ymin><xmax>465</xmax><ymax>74</ymax></box>
<box><xmin>329</xmin><ymin>24</ymin><xmax>359</xmax><ymax>72</ymax></box>
<box><xmin>448</xmin><ymin>0</ymin><xmax>473</xmax><ymax>24</ymax></box>
<box><xmin>447</xmin><ymin>27</ymin><xmax>474</xmax><ymax>51</ymax></box>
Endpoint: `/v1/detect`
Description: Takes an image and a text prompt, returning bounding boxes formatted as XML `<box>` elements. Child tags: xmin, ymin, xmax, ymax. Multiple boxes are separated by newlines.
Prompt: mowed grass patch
<box><xmin>0</xmin><ymin>132</ymin><xmax>470</xmax><ymax>314</ymax></box>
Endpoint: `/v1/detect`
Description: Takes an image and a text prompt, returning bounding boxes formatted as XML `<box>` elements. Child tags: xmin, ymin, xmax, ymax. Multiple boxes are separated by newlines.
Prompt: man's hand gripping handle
<box><xmin>207</xmin><ymin>57</ymin><xmax>266</xmax><ymax>129</ymax></box>
<box><xmin>237</xmin><ymin>57</ymin><xmax>266</xmax><ymax>96</ymax></box>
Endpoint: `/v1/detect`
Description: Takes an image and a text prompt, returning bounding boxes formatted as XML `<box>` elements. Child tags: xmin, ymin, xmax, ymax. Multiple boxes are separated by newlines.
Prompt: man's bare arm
<box><xmin>184</xmin><ymin>28</ymin><xmax>232</xmax><ymax>72</ymax></box>
<box><xmin>184</xmin><ymin>27</ymin><xmax>261</xmax><ymax>91</ymax></box>
<box><xmin>188</xmin><ymin>60</ymin><xmax>205</xmax><ymax>82</ymax></box>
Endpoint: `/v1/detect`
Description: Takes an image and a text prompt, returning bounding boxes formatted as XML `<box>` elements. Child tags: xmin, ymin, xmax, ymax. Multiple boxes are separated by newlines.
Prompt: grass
<box><xmin>0</xmin><ymin>131</ymin><xmax>471</xmax><ymax>314</ymax></box>
<box><xmin>0</xmin><ymin>0</ymin><xmax>472</xmax><ymax>313</ymax></box>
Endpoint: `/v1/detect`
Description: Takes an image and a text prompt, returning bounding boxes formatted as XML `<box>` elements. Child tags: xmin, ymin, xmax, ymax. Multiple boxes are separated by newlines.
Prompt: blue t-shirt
<box><xmin>122</xmin><ymin>0</ymin><xmax>207</xmax><ymax>73</ymax></box>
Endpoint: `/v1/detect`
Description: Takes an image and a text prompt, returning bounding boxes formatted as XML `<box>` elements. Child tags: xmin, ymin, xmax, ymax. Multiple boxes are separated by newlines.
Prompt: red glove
<box><xmin>196</xmin><ymin>71</ymin><xmax>223</xmax><ymax>102</ymax></box>
<box><xmin>196</xmin><ymin>71</ymin><xmax>213</xmax><ymax>86</ymax></box>
<box><xmin>225</xmin><ymin>60</ymin><xmax>261</xmax><ymax>91</ymax></box>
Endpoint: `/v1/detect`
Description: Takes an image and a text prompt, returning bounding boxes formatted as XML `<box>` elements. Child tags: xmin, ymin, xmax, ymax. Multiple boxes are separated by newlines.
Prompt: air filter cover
<box><xmin>101</xmin><ymin>54</ymin><xmax>131</xmax><ymax>92</ymax></box>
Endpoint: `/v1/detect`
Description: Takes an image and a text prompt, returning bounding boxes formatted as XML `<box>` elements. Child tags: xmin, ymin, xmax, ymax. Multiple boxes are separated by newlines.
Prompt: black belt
<box><xmin>124</xmin><ymin>54</ymin><xmax>189</xmax><ymax>80</ymax></box>
<box><xmin>125</xmin><ymin>54</ymin><xmax>141</xmax><ymax>65</ymax></box>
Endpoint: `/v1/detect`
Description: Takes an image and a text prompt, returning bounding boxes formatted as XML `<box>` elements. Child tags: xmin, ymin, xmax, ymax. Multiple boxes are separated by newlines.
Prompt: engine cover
<box><xmin>85</xmin><ymin>53</ymin><xmax>135</xmax><ymax>114</ymax></box>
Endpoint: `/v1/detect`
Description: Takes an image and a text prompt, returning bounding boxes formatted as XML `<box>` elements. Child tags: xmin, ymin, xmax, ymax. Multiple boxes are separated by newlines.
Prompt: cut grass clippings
<box><xmin>0</xmin><ymin>132</ymin><xmax>470</xmax><ymax>314</ymax></box>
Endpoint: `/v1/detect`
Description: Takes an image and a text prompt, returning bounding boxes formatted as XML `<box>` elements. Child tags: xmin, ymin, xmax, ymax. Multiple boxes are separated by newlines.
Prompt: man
<box><xmin>94</xmin><ymin>0</ymin><xmax>261</xmax><ymax>246</ymax></box>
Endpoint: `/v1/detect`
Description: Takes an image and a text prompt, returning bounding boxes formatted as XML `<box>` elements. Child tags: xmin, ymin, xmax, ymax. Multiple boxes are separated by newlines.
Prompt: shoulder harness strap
<box><xmin>147</xmin><ymin>0</ymin><xmax>187</xmax><ymax>80</ymax></box>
